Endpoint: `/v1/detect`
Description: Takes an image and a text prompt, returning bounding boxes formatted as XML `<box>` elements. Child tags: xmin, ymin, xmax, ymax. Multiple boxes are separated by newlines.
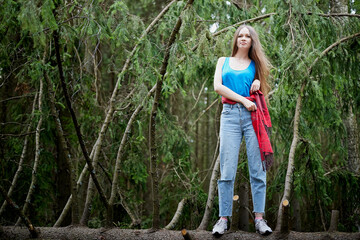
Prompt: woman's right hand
<box><xmin>242</xmin><ymin>98</ymin><xmax>257</xmax><ymax>111</ymax></box>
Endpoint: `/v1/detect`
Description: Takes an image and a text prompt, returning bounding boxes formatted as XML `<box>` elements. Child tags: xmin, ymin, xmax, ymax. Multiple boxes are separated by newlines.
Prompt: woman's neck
<box><xmin>233</xmin><ymin>49</ymin><xmax>250</xmax><ymax>60</ymax></box>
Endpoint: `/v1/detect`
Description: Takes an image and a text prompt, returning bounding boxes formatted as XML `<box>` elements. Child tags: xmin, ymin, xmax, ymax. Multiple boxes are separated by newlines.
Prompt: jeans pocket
<box><xmin>221</xmin><ymin>108</ymin><xmax>231</xmax><ymax>115</ymax></box>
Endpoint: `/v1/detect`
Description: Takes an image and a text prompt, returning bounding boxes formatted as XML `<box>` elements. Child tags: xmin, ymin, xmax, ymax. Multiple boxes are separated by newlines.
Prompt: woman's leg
<box><xmin>242</xmin><ymin>109</ymin><xmax>266</xmax><ymax>214</ymax></box>
<box><xmin>218</xmin><ymin>104</ymin><xmax>242</xmax><ymax>217</ymax></box>
<box><xmin>242</xmin><ymin>107</ymin><xmax>272</xmax><ymax>235</ymax></box>
<box><xmin>213</xmin><ymin>104</ymin><xmax>242</xmax><ymax>236</ymax></box>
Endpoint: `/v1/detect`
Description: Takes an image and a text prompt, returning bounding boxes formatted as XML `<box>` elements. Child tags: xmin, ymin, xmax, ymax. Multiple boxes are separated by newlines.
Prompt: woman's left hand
<box><xmin>250</xmin><ymin>79</ymin><xmax>260</xmax><ymax>93</ymax></box>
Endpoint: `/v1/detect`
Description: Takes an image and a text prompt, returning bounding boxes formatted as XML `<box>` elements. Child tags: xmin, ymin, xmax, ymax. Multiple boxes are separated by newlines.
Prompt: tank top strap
<box><xmin>222</xmin><ymin>57</ymin><xmax>230</xmax><ymax>72</ymax></box>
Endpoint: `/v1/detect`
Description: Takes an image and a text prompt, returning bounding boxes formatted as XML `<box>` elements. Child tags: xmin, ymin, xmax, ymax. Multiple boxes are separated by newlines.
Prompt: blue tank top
<box><xmin>221</xmin><ymin>57</ymin><xmax>256</xmax><ymax>97</ymax></box>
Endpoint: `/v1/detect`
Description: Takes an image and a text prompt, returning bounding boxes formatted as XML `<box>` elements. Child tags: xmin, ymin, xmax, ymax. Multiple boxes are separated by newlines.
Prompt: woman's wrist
<box><xmin>237</xmin><ymin>95</ymin><xmax>246</xmax><ymax>104</ymax></box>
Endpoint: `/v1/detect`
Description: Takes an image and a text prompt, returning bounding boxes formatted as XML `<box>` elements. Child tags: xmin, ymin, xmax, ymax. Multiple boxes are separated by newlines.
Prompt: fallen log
<box><xmin>1</xmin><ymin>227</ymin><xmax>360</xmax><ymax>240</ymax></box>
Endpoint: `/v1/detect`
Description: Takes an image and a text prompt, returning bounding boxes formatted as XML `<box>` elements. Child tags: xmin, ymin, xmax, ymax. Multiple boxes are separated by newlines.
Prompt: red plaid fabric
<box><xmin>246</xmin><ymin>91</ymin><xmax>273</xmax><ymax>170</ymax></box>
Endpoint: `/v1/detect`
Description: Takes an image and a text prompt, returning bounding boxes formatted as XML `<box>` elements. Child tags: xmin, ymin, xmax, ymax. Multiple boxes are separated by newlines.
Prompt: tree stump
<box><xmin>281</xmin><ymin>199</ymin><xmax>290</xmax><ymax>234</ymax></box>
<box><xmin>181</xmin><ymin>229</ymin><xmax>193</xmax><ymax>240</ymax></box>
<box><xmin>230</xmin><ymin>195</ymin><xmax>241</xmax><ymax>231</ymax></box>
<box><xmin>328</xmin><ymin>210</ymin><xmax>339</xmax><ymax>232</ymax></box>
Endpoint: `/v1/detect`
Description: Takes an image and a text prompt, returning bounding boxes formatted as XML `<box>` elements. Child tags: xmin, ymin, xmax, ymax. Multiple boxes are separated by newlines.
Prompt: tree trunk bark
<box><xmin>45</xmin><ymin>68</ymin><xmax>80</xmax><ymax>225</ymax></box>
<box><xmin>330</xmin><ymin>0</ymin><xmax>348</xmax><ymax>14</ymax></box>
<box><xmin>231</xmin><ymin>144</ymin><xmax>248</xmax><ymax>232</ymax></box>
<box><xmin>281</xmin><ymin>199</ymin><xmax>290</xmax><ymax>234</ymax></box>
<box><xmin>197</xmin><ymin>155</ymin><xmax>220</xmax><ymax>230</ymax></box>
<box><xmin>292</xmin><ymin>197</ymin><xmax>302</xmax><ymax>231</ymax></box>
<box><xmin>275</xmin><ymin>83</ymin><xmax>304</xmax><ymax>231</ymax></box>
<box><xmin>165</xmin><ymin>198</ymin><xmax>187</xmax><ymax>230</ymax></box>
<box><xmin>0</xmin><ymin>93</ymin><xmax>38</xmax><ymax>216</ymax></box>
<box><xmin>148</xmin><ymin>0</ymin><xmax>195</xmax><ymax>229</ymax></box>
<box><xmin>54</xmin><ymin>30</ymin><xmax>110</xmax><ymax>224</ymax></box>
<box><xmin>93</xmin><ymin>47</ymin><xmax>103</xmax><ymax>106</ymax></box>
<box><xmin>53</xmin><ymin>147</ymin><xmax>94</xmax><ymax>227</ymax></box>
<box><xmin>344</xmin><ymin>106</ymin><xmax>360</xmax><ymax>174</ymax></box>
<box><xmin>107</xmin><ymin>84</ymin><xmax>156</xmax><ymax>226</ymax></box>
<box><xmin>181</xmin><ymin>229</ymin><xmax>193</xmax><ymax>240</ymax></box>
<box><xmin>54</xmin><ymin>130</ymin><xmax>72</xmax><ymax>226</ymax></box>
<box><xmin>328</xmin><ymin>210</ymin><xmax>340</xmax><ymax>232</ymax></box>
<box><xmin>16</xmin><ymin>78</ymin><xmax>44</xmax><ymax>225</ymax></box>
<box><xmin>238</xmin><ymin>182</ymin><xmax>249</xmax><ymax>231</ymax></box>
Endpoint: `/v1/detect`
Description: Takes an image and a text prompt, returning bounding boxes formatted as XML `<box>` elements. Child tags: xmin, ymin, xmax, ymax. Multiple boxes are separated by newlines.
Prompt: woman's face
<box><xmin>237</xmin><ymin>27</ymin><xmax>252</xmax><ymax>50</ymax></box>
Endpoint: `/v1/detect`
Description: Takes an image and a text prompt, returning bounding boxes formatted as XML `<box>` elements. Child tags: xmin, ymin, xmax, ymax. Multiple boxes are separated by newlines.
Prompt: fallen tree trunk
<box><xmin>1</xmin><ymin>227</ymin><xmax>360</xmax><ymax>240</ymax></box>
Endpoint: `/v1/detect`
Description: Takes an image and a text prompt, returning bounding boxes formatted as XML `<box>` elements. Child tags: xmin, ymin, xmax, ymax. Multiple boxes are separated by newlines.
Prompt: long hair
<box><xmin>231</xmin><ymin>25</ymin><xmax>271</xmax><ymax>96</ymax></box>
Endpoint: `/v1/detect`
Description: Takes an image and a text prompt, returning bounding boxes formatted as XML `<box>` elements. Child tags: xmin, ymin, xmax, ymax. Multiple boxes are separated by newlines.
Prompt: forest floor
<box><xmin>1</xmin><ymin>226</ymin><xmax>360</xmax><ymax>240</ymax></box>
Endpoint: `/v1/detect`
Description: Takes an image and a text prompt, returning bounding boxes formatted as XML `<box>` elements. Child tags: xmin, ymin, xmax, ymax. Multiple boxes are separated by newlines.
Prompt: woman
<box><xmin>212</xmin><ymin>25</ymin><xmax>273</xmax><ymax>236</ymax></box>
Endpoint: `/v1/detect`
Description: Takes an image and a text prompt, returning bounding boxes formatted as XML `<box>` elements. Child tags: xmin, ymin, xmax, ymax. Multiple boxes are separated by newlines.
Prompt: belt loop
<box><xmin>230</xmin><ymin>104</ymin><xmax>233</xmax><ymax>109</ymax></box>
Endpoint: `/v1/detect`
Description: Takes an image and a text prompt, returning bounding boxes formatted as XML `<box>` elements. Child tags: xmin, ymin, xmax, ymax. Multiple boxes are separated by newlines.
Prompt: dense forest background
<box><xmin>1</xmin><ymin>0</ymin><xmax>360</xmax><ymax>235</ymax></box>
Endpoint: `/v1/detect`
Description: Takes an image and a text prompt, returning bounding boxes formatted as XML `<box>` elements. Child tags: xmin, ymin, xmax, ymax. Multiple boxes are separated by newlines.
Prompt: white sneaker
<box><xmin>255</xmin><ymin>219</ymin><xmax>272</xmax><ymax>235</ymax></box>
<box><xmin>212</xmin><ymin>218</ymin><xmax>228</xmax><ymax>235</ymax></box>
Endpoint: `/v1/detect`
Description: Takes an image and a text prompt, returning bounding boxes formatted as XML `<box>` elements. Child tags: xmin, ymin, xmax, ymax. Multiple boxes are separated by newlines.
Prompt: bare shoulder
<box><xmin>217</xmin><ymin>57</ymin><xmax>226</xmax><ymax>63</ymax></box>
<box><xmin>216</xmin><ymin>57</ymin><xmax>226</xmax><ymax>66</ymax></box>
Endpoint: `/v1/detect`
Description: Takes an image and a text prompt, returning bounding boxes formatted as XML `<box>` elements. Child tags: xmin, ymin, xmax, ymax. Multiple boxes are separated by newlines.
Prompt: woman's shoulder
<box><xmin>216</xmin><ymin>57</ymin><xmax>227</xmax><ymax>65</ymax></box>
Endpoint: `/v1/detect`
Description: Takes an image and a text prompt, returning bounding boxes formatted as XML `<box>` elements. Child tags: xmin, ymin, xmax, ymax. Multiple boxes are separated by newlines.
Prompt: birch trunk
<box><xmin>344</xmin><ymin>107</ymin><xmax>360</xmax><ymax>174</ymax></box>
<box><xmin>80</xmin><ymin>0</ymin><xmax>178</xmax><ymax>225</ymax></box>
<box><xmin>197</xmin><ymin>155</ymin><xmax>220</xmax><ymax>230</ymax></box>
<box><xmin>275</xmin><ymin>82</ymin><xmax>304</xmax><ymax>231</ymax></box>
<box><xmin>107</xmin><ymin>84</ymin><xmax>156</xmax><ymax>226</ymax></box>
<box><xmin>16</xmin><ymin>79</ymin><xmax>44</xmax><ymax>225</ymax></box>
<box><xmin>149</xmin><ymin>0</ymin><xmax>195</xmax><ymax>229</ymax></box>
<box><xmin>0</xmin><ymin>93</ymin><xmax>38</xmax><ymax>216</ymax></box>
<box><xmin>165</xmin><ymin>198</ymin><xmax>187</xmax><ymax>230</ymax></box>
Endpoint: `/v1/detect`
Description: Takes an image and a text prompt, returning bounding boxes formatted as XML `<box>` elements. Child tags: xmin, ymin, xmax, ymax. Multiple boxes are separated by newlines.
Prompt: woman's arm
<box><xmin>213</xmin><ymin>57</ymin><xmax>257</xmax><ymax>111</ymax></box>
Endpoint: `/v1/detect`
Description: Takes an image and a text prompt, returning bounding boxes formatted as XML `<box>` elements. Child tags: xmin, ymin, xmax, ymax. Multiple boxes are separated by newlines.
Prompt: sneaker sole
<box><xmin>257</xmin><ymin>230</ymin><xmax>272</xmax><ymax>236</ymax></box>
<box><xmin>213</xmin><ymin>231</ymin><xmax>225</xmax><ymax>237</ymax></box>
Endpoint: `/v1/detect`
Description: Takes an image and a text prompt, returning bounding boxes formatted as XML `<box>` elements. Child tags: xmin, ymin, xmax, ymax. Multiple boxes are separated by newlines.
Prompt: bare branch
<box><xmin>0</xmin><ymin>92</ymin><xmax>36</xmax><ymax>103</ymax></box>
<box><xmin>307</xmin><ymin>12</ymin><xmax>360</xmax><ymax>18</ymax></box>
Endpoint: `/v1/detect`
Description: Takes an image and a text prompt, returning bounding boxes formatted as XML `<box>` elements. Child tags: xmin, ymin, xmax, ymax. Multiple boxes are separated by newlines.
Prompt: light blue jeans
<box><xmin>218</xmin><ymin>103</ymin><xmax>266</xmax><ymax>217</ymax></box>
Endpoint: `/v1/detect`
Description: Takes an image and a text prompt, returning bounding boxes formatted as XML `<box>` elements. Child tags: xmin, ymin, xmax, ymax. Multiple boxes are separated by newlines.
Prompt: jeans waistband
<box><xmin>223</xmin><ymin>103</ymin><xmax>245</xmax><ymax>109</ymax></box>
